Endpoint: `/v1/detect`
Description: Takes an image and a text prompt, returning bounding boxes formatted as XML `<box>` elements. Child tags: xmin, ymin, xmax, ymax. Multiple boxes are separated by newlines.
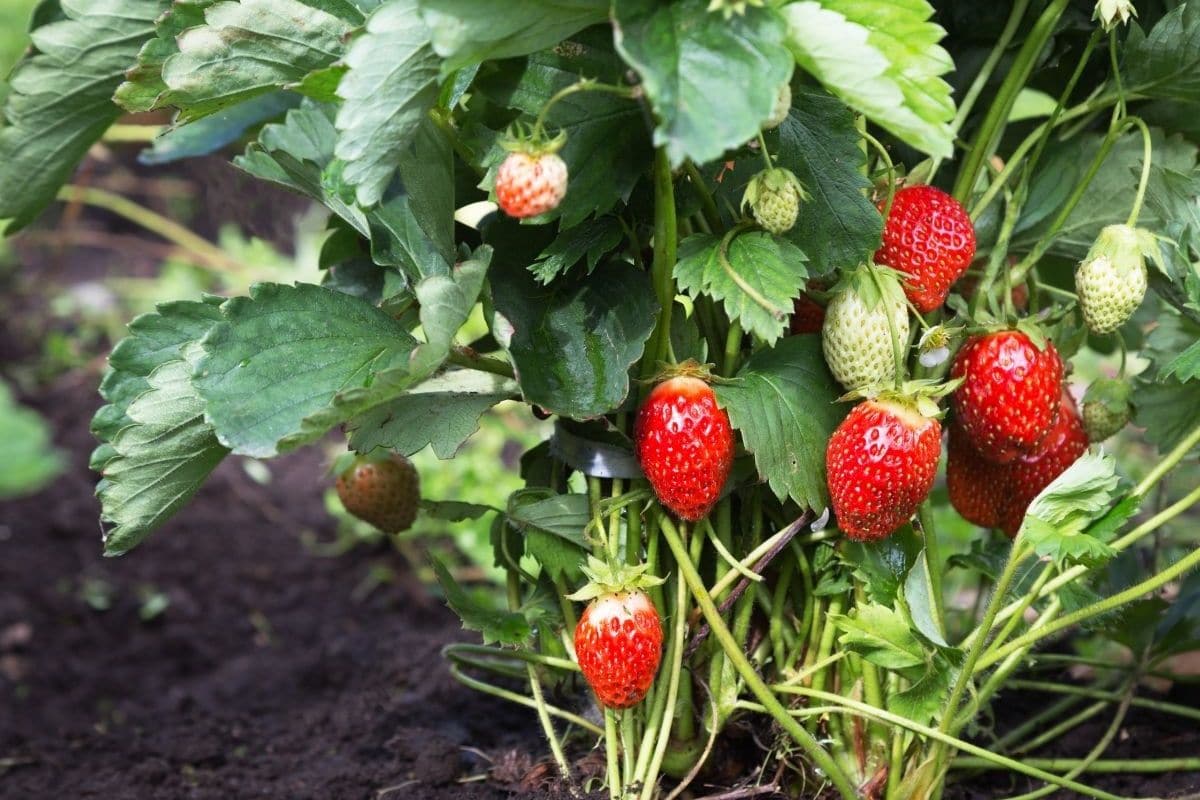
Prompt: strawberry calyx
<box><xmin>498</xmin><ymin>120</ymin><xmax>567</xmax><ymax>157</ymax></box>
<box><xmin>566</xmin><ymin>555</ymin><xmax>665</xmax><ymax>602</ymax></box>
<box><xmin>641</xmin><ymin>359</ymin><xmax>735</xmax><ymax>387</ymax></box>
<box><xmin>829</xmin><ymin>262</ymin><xmax>908</xmax><ymax>312</ymax></box>
<box><xmin>1080</xmin><ymin>223</ymin><xmax>1160</xmax><ymax>276</ymax></box>
<box><xmin>839</xmin><ymin>378</ymin><xmax>962</xmax><ymax>420</ymax></box>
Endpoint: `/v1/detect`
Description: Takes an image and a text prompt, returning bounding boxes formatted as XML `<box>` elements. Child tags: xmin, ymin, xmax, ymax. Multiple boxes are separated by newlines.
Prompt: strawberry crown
<box><xmin>499</xmin><ymin>120</ymin><xmax>567</xmax><ymax>156</ymax></box>
<box><xmin>828</xmin><ymin>262</ymin><xmax>908</xmax><ymax>312</ymax></box>
<box><xmin>642</xmin><ymin>359</ymin><xmax>736</xmax><ymax>387</ymax></box>
<box><xmin>1080</xmin><ymin>223</ymin><xmax>1162</xmax><ymax>275</ymax></box>
<box><xmin>565</xmin><ymin>555</ymin><xmax>665</xmax><ymax>601</ymax></box>
<box><xmin>838</xmin><ymin>378</ymin><xmax>963</xmax><ymax>419</ymax></box>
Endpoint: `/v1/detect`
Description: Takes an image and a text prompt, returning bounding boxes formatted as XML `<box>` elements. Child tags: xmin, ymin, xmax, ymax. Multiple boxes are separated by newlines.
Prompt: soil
<box><xmin>2</xmin><ymin>156</ymin><xmax>1198</xmax><ymax>800</ymax></box>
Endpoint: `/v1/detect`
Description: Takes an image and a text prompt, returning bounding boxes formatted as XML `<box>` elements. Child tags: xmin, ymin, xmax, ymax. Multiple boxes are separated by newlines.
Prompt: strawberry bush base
<box><xmin>3</xmin><ymin>1</ymin><xmax>1200</xmax><ymax>799</ymax></box>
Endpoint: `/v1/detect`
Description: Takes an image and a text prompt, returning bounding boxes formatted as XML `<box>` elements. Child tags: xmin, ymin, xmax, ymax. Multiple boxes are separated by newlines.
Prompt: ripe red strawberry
<box><xmin>574</xmin><ymin>589</ymin><xmax>663</xmax><ymax>709</ymax></box>
<box><xmin>635</xmin><ymin>374</ymin><xmax>734</xmax><ymax>521</ymax></box>
<box><xmin>826</xmin><ymin>398</ymin><xmax>942</xmax><ymax>541</ymax></box>
<box><xmin>951</xmin><ymin>330</ymin><xmax>1063</xmax><ymax>464</ymax></box>
<box><xmin>999</xmin><ymin>390</ymin><xmax>1088</xmax><ymax>537</ymax></box>
<box><xmin>494</xmin><ymin>150</ymin><xmax>568</xmax><ymax>219</ymax></box>
<box><xmin>946</xmin><ymin>422</ymin><xmax>1010</xmax><ymax>529</ymax></box>
<box><xmin>790</xmin><ymin>292</ymin><xmax>826</xmax><ymax>335</ymax></box>
<box><xmin>875</xmin><ymin>185</ymin><xmax>976</xmax><ymax>313</ymax></box>
<box><xmin>335</xmin><ymin>454</ymin><xmax>420</xmax><ymax>533</ymax></box>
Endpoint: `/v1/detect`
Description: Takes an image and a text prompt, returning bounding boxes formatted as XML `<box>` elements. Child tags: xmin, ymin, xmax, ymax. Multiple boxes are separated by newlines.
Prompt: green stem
<box><xmin>56</xmin><ymin>185</ymin><xmax>240</xmax><ymax>273</ymax></box>
<box><xmin>683</xmin><ymin>161</ymin><xmax>724</xmax><ymax>234</ymax></box>
<box><xmin>444</xmin><ymin>643</ymin><xmax>578</xmax><ymax>673</ymax></box>
<box><xmin>755</xmin><ymin>131</ymin><xmax>774</xmax><ymax>171</ymax></box>
<box><xmin>639</xmin><ymin>570</ymin><xmax>690</xmax><ymax>799</ymax></box>
<box><xmin>1134</xmin><ymin>423</ymin><xmax>1200</xmax><ymax>497</ymax></box>
<box><xmin>605</xmin><ymin>710</ymin><xmax>621</xmax><ymax>800</ymax></box>
<box><xmin>931</xmin><ymin>542</ymin><xmax>1030</xmax><ymax>776</ymax></box>
<box><xmin>1005</xmin><ymin>680</ymin><xmax>1200</xmax><ymax>723</ymax></box>
<box><xmin>658</xmin><ymin>517</ymin><xmax>858</xmax><ymax>800</ymax></box>
<box><xmin>952</xmin><ymin>0</ymin><xmax>1071</xmax><ymax>203</ymax></box>
<box><xmin>765</xmin><ymin>688</ymin><xmax>1129</xmax><ymax>800</ymax></box>
<box><xmin>1123</xmin><ymin>116</ymin><xmax>1153</xmax><ymax>227</ymax></box>
<box><xmin>447</xmin><ymin>347</ymin><xmax>516</xmax><ymax>379</ymax></box>
<box><xmin>722</xmin><ymin>320</ymin><xmax>744</xmax><ymax>377</ymax></box>
<box><xmin>916</xmin><ymin>504</ymin><xmax>946</xmax><ymax>638</ymax></box>
<box><xmin>532</xmin><ymin>80</ymin><xmax>636</xmax><ymax>139</ymax></box>
<box><xmin>948</xmin><ymin>0</ymin><xmax>1031</xmax><ymax>134</ymax></box>
<box><xmin>979</xmin><ymin>544</ymin><xmax>1200</xmax><ymax>671</ymax></box>
<box><xmin>952</xmin><ymin>756</ymin><xmax>1200</xmax><ymax>774</ymax></box>
<box><xmin>641</xmin><ymin>149</ymin><xmax>679</xmax><ymax>388</ymax></box>
<box><xmin>860</xmin><ymin>129</ymin><xmax>897</xmax><ymax>215</ymax></box>
<box><xmin>448</xmin><ymin>664</ymin><xmax>603</xmax><ymax>735</ymax></box>
<box><xmin>1013</xmin><ymin>700</ymin><xmax>1109</xmax><ymax>756</ymax></box>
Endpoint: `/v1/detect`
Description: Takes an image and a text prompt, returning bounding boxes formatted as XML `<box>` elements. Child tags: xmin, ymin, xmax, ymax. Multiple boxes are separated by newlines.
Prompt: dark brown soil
<box><xmin>2</xmin><ymin>155</ymin><xmax>1197</xmax><ymax>800</ymax></box>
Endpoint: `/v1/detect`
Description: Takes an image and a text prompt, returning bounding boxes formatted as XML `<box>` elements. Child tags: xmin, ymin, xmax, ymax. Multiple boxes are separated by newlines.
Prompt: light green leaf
<box><xmin>506</xmin><ymin>490</ymin><xmax>590</xmax><ymax>582</ymax></box>
<box><xmin>904</xmin><ymin>555</ymin><xmax>946</xmax><ymax>646</ymax></box>
<box><xmin>612</xmin><ymin>0</ymin><xmax>794</xmax><ymax>166</ymax></box>
<box><xmin>1009</xmin><ymin>88</ymin><xmax>1058</xmax><ymax>121</ymax></box>
<box><xmin>334</xmin><ymin>0</ymin><xmax>441</xmax><ymax>206</ymax></box>
<box><xmin>160</xmin><ymin>0</ymin><xmax>362</xmax><ymax>122</ymax></box>
<box><xmin>0</xmin><ymin>381</ymin><xmax>63</xmax><ymax>499</ymax></box>
<box><xmin>433</xmin><ymin>558</ymin><xmax>530</xmax><ymax>645</ymax></box>
<box><xmin>347</xmin><ymin>370</ymin><xmax>515</xmax><ymax>459</ymax></box>
<box><xmin>193</xmin><ymin>283</ymin><xmax>419</xmax><ymax>457</ymax></box>
<box><xmin>783</xmin><ymin>0</ymin><xmax>954</xmax><ymax>158</ymax></box>
<box><xmin>889</xmin><ymin>654</ymin><xmax>956</xmax><ymax>725</ymax></box>
<box><xmin>674</xmin><ymin>232</ymin><xmax>808</xmax><ymax>345</ymax></box>
<box><xmin>841</xmin><ymin>527</ymin><xmax>923</xmax><ymax>605</ymax></box>
<box><xmin>834</xmin><ymin>603</ymin><xmax>926</xmax><ymax>670</ymax></box>
<box><xmin>99</xmin><ymin>350</ymin><xmax>230</xmax><ymax>556</ymax></box>
<box><xmin>1021</xmin><ymin>451</ymin><xmax>1120</xmax><ymax>567</ymax></box>
<box><xmin>489</xmin><ymin>256</ymin><xmax>658</xmax><ymax>419</ymax></box>
<box><xmin>713</xmin><ymin>336</ymin><xmax>846</xmax><ymax>510</ymax></box>
<box><xmin>418</xmin><ymin>0</ymin><xmax>607</xmax><ymax>75</ymax></box>
<box><xmin>0</xmin><ymin>0</ymin><xmax>167</xmax><ymax>232</ymax></box>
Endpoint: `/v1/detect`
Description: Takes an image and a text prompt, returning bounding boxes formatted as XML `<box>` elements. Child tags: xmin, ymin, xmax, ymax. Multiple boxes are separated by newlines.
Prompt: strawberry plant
<box><xmin>4</xmin><ymin>1</ymin><xmax>1200</xmax><ymax>798</ymax></box>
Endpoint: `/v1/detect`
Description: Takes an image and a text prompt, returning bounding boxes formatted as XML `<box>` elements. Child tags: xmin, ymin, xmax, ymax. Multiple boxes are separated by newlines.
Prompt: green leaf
<box><xmin>346</xmin><ymin>370</ymin><xmax>514</xmax><ymax>459</ymax></box>
<box><xmin>904</xmin><ymin>555</ymin><xmax>946</xmax><ymax>647</ymax></box>
<box><xmin>93</xmin><ymin>298</ymin><xmax>225</xmax><ymax>462</ymax></box>
<box><xmin>531</xmin><ymin>217</ymin><xmax>624</xmax><ymax>283</ymax></box>
<box><xmin>99</xmin><ymin>348</ymin><xmax>230</xmax><ymax>556</ymax></box>
<box><xmin>433</xmin><ymin>558</ymin><xmax>530</xmax><ymax>645</ymax></box>
<box><xmin>114</xmin><ymin>0</ymin><xmax>213</xmax><ymax>112</ymax></box>
<box><xmin>612</xmin><ymin>0</ymin><xmax>794</xmax><ymax>166</ymax></box>
<box><xmin>833</xmin><ymin>603</ymin><xmax>925</xmax><ymax>669</ymax></box>
<box><xmin>1163</xmin><ymin>339</ymin><xmax>1200</xmax><ymax>382</ymax></box>
<box><xmin>775</xmin><ymin>88</ymin><xmax>882</xmax><ymax>274</ymax></box>
<box><xmin>1015</xmin><ymin>129</ymin><xmax>1198</xmax><ymax>259</ymax></box>
<box><xmin>279</xmin><ymin>252</ymin><xmax>491</xmax><ymax>451</ymax></box>
<box><xmin>235</xmin><ymin>102</ymin><xmax>454</xmax><ymax>281</ymax></box>
<box><xmin>193</xmin><ymin>283</ymin><xmax>419</xmax><ymax>458</ymax></box>
<box><xmin>713</xmin><ymin>336</ymin><xmax>846</xmax><ymax>510</ymax></box>
<box><xmin>1124</xmin><ymin>4</ymin><xmax>1200</xmax><ymax>104</ymax></box>
<box><xmin>472</xmin><ymin>39</ymin><xmax>653</xmax><ymax>229</ymax></box>
<box><xmin>782</xmin><ymin>0</ymin><xmax>954</xmax><ymax>158</ymax></box>
<box><xmin>160</xmin><ymin>0</ymin><xmax>362</xmax><ymax>122</ymax></box>
<box><xmin>1021</xmin><ymin>452</ymin><xmax>1120</xmax><ymax>568</ymax></box>
<box><xmin>889</xmin><ymin>653</ymin><xmax>956</xmax><ymax>725</ymax></box>
<box><xmin>334</xmin><ymin>0</ymin><xmax>442</xmax><ymax>206</ymax></box>
<box><xmin>507</xmin><ymin>490</ymin><xmax>589</xmax><ymax>582</ymax></box>
<box><xmin>1135</xmin><ymin>311</ymin><xmax>1200</xmax><ymax>451</ymax></box>
<box><xmin>418</xmin><ymin>0</ymin><xmax>607</xmax><ymax>75</ymax></box>
<box><xmin>422</xmin><ymin>499</ymin><xmax>496</xmax><ymax>521</ymax></box>
<box><xmin>0</xmin><ymin>0</ymin><xmax>167</xmax><ymax>232</ymax></box>
<box><xmin>841</xmin><ymin>527</ymin><xmax>924</xmax><ymax>605</ymax></box>
<box><xmin>139</xmin><ymin>91</ymin><xmax>300</xmax><ymax>166</ymax></box>
<box><xmin>489</xmin><ymin>255</ymin><xmax>657</xmax><ymax>419</ymax></box>
<box><xmin>674</xmin><ymin>232</ymin><xmax>808</xmax><ymax>345</ymax></box>
<box><xmin>0</xmin><ymin>381</ymin><xmax>63</xmax><ymax>499</ymax></box>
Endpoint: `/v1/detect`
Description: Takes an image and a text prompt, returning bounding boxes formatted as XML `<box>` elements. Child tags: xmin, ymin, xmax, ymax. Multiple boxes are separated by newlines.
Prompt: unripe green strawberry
<box><xmin>742</xmin><ymin>167</ymin><xmax>808</xmax><ymax>235</ymax></box>
<box><xmin>764</xmin><ymin>82</ymin><xmax>791</xmax><ymax>129</ymax></box>
<box><xmin>335</xmin><ymin>454</ymin><xmax>420</xmax><ymax>533</ymax></box>
<box><xmin>1081</xmin><ymin>376</ymin><xmax>1133</xmax><ymax>442</ymax></box>
<box><xmin>822</xmin><ymin>267</ymin><xmax>910</xmax><ymax>391</ymax></box>
<box><xmin>1075</xmin><ymin>224</ymin><xmax>1156</xmax><ymax>335</ymax></box>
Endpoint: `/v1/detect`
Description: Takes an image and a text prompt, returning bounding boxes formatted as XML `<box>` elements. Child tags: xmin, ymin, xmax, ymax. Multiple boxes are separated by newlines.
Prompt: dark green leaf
<box><xmin>489</xmin><ymin>256</ymin><xmax>658</xmax><ymax>419</ymax></box>
<box><xmin>530</xmin><ymin>217</ymin><xmax>624</xmax><ymax>283</ymax></box>
<box><xmin>193</xmin><ymin>283</ymin><xmax>419</xmax><ymax>457</ymax></box>
<box><xmin>713</xmin><ymin>336</ymin><xmax>846</xmax><ymax>510</ymax></box>
<box><xmin>433</xmin><ymin>558</ymin><xmax>530</xmax><ymax>645</ymax></box>
<box><xmin>418</xmin><ymin>0</ymin><xmax>607</xmax><ymax>75</ymax></box>
<box><xmin>140</xmin><ymin>91</ymin><xmax>300</xmax><ymax>166</ymax></box>
<box><xmin>506</xmin><ymin>490</ymin><xmax>590</xmax><ymax>581</ymax></box>
<box><xmin>334</xmin><ymin>0</ymin><xmax>442</xmax><ymax>206</ymax></box>
<box><xmin>0</xmin><ymin>0</ymin><xmax>167</xmax><ymax>231</ymax></box>
<box><xmin>347</xmin><ymin>370</ymin><xmax>514</xmax><ymax>458</ymax></box>
<box><xmin>1125</xmin><ymin>4</ymin><xmax>1200</xmax><ymax>103</ymax></box>
<box><xmin>613</xmin><ymin>0</ymin><xmax>793</xmax><ymax>166</ymax></box>
<box><xmin>114</xmin><ymin>0</ymin><xmax>213</xmax><ymax>112</ymax></box>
